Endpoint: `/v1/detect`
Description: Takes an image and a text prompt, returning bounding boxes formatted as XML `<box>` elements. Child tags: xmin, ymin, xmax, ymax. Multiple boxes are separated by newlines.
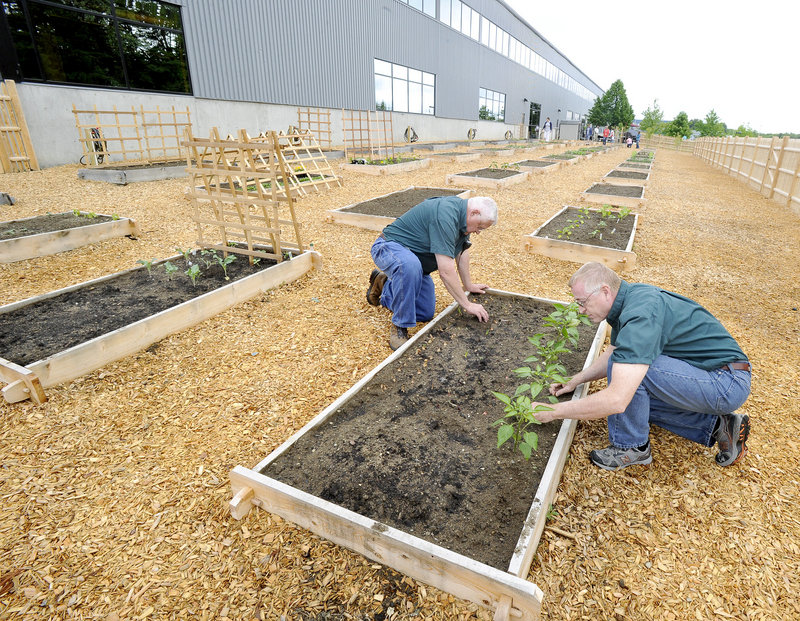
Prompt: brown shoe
<box><xmin>389</xmin><ymin>325</ymin><xmax>409</xmax><ymax>350</ymax></box>
<box><xmin>366</xmin><ymin>269</ymin><xmax>387</xmax><ymax>306</ymax></box>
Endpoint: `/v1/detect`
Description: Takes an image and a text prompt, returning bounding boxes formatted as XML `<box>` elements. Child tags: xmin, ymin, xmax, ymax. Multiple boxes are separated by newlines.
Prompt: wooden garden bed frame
<box><xmin>427</xmin><ymin>151</ymin><xmax>481</xmax><ymax>163</ymax></box>
<box><xmin>476</xmin><ymin>147</ymin><xmax>514</xmax><ymax>157</ymax></box>
<box><xmin>602</xmin><ymin>169</ymin><xmax>651</xmax><ymax>186</ymax></box>
<box><xmin>512</xmin><ymin>160</ymin><xmax>561</xmax><ymax>174</ymax></box>
<box><xmin>340</xmin><ymin>157</ymin><xmax>431</xmax><ymax>176</ymax></box>
<box><xmin>446</xmin><ymin>168</ymin><xmax>531</xmax><ymax>189</ymax></box>
<box><xmin>580</xmin><ymin>184</ymin><xmax>646</xmax><ymax>209</ymax></box>
<box><xmin>521</xmin><ymin>205</ymin><xmax>639</xmax><ymax>271</ymax></box>
<box><xmin>0</xmin><ymin>211</ymin><xmax>139</xmax><ymax>263</ymax></box>
<box><xmin>229</xmin><ymin>289</ymin><xmax>608</xmax><ymax>621</ymax></box>
<box><xmin>616</xmin><ymin>161</ymin><xmax>652</xmax><ymax>171</ymax></box>
<box><xmin>326</xmin><ymin>186</ymin><xmax>473</xmax><ymax>231</ymax></box>
<box><xmin>0</xmin><ymin>250</ymin><xmax>322</xmax><ymax>404</ymax></box>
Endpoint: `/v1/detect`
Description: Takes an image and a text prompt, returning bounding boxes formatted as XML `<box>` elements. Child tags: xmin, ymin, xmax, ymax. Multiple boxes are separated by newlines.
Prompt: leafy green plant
<box><xmin>492</xmin><ymin>302</ymin><xmax>590</xmax><ymax>460</ymax></box>
<box><xmin>211</xmin><ymin>250</ymin><xmax>236</xmax><ymax>280</ymax></box>
<box><xmin>175</xmin><ymin>247</ymin><xmax>192</xmax><ymax>262</ymax></box>
<box><xmin>137</xmin><ymin>258</ymin><xmax>156</xmax><ymax>276</ymax></box>
<box><xmin>163</xmin><ymin>261</ymin><xmax>178</xmax><ymax>277</ymax></box>
<box><xmin>111</xmin><ymin>213</ymin><xmax>120</xmax><ymax>221</ymax></box>
<box><xmin>185</xmin><ymin>263</ymin><xmax>201</xmax><ymax>286</ymax></box>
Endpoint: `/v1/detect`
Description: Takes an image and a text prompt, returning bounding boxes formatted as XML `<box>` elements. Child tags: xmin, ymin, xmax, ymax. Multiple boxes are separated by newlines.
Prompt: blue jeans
<box><xmin>606</xmin><ymin>355</ymin><xmax>751</xmax><ymax>449</ymax></box>
<box><xmin>371</xmin><ymin>237</ymin><xmax>436</xmax><ymax>328</ymax></box>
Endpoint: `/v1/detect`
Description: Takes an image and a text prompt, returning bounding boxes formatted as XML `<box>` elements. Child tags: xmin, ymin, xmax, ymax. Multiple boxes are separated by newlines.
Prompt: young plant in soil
<box><xmin>492</xmin><ymin>302</ymin><xmax>591</xmax><ymax>459</ymax></box>
<box><xmin>137</xmin><ymin>258</ymin><xmax>156</xmax><ymax>276</ymax></box>
<box><xmin>185</xmin><ymin>263</ymin><xmax>201</xmax><ymax>286</ymax></box>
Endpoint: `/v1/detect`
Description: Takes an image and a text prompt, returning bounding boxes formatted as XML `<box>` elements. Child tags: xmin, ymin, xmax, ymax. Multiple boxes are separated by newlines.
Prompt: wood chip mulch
<box><xmin>1</xmin><ymin>144</ymin><xmax>799</xmax><ymax>620</ymax></box>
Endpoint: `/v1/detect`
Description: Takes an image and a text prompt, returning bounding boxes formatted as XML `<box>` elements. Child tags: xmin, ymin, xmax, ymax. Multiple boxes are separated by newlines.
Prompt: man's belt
<box><xmin>721</xmin><ymin>361</ymin><xmax>751</xmax><ymax>372</ymax></box>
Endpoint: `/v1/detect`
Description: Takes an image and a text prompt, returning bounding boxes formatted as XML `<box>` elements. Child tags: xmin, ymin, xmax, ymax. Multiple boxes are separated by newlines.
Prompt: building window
<box><xmin>399</xmin><ymin>0</ymin><xmax>435</xmax><ymax>18</ymax></box>
<box><xmin>478</xmin><ymin>87</ymin><xmax>504</xmax><ymax>122</ymax></box>
<box><xmin>0</xmin><ymin>0</ymin><xmax>191</xmax><ymax>93</ymax></box>
<box><xmin>375</xmin><ymin>59</ymin><xmax>434</xmax><ymax>115</ymax></box>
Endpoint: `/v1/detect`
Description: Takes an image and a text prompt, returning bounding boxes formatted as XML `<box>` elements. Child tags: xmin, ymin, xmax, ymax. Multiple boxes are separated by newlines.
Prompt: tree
<box><xmin>587</xmin><ymin>79</ymin><xmax>634</xmax><ymax>131</ymax></box>
<box><xmin>700</xmin><ymin>109</ymin><xmax>726</xmax><ymax>137</ymax></box>
<box><xmin>664</xmin><ymin>111</ymin><xmax>691</xmax><ymax>138</ymax></box>
<box><xmin>734</xmin><ymin>124</ymin><xmax>758</xmax><ymax>137</ymax></box>
<box><xmin>639</xmin><ymin>100</ymin><xmax>665</xmax><ymax>137</ymax></box>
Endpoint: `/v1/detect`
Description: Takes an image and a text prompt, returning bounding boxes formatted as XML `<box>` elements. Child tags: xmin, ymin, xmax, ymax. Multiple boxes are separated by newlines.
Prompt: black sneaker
<box><xmin>589</xmin><ymin>443</ymin><xmax>652</xmax><ymax>471</ymax></box>
<box><xmin>366</xmin><ymin>269</ymin><xmax>387</xmax><ymax>306</ymax></box>
<box><xmin>389</xmin><ymin>325</ymin><xmax>409</xmax><ymax>351</ymax></box>
<box><xmin>715</xmin><ymin>413</ymin><xmax>749</xmax><ymax>466</ymax></box>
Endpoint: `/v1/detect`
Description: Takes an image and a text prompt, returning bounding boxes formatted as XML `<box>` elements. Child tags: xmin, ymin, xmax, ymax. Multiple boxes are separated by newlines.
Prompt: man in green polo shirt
<box><xmin>534</xmin><ymin>262</ymin><xmax>752</xmax><ymax>471</ymax></box>
<box><xmin>366</xmin><ymin>195</ymin><xmax>498</xmax><ymax>350</ymax></box>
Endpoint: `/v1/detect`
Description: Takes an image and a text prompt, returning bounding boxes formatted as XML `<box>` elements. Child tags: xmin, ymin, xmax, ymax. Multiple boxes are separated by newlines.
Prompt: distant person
<box><xmin>610</xmin><ymin>128</ymin><xmax>615</xmax><ymax>143</ymax></box>
<box><xmin>542</xmin><ymin>117</ymin><xmax>553</xmax><ymax>142</ymax></box>
<box><xmin>602</xmin><ymin>126</ymin><xmax>610</xmax><ymax>145</ymax></box>
<box><xmin>626</xmin><ymin>135</ymin><xmax>633</xmax><ymax>148</ymax></box>
<box><xmin>635</xmin><ymin>133</ymin><xmax>641</xmax><ymax>148</ymax></box>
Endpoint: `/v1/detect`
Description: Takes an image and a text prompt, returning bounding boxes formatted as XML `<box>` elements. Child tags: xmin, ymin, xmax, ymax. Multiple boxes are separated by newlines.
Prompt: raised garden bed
<box><xmin>542</xmin><ymin>153</ymin><xmax>580</xmax><ymax>165</ymax></box>
<box><xmin>0</xmin><ymin>211</ymin><xmax>139</xmax><ymax>263</ymax></box>
<box><xmin>427</xmin><ymin>151</ymin><xmax>481</xmax><ymax>163</ymax></box>
<box><xmin>229</xmin><ymin>290</ymin><xmax>607</xmax><ymax>620</ymax></box>
<box><xmin>602</xmin><ymin>169</ymin><xmax>651</xmax><ymax>186</ymax></box>
<box><xmin>475</xmin><ymin>147</ymin><xmax>514</xmax><ymax>156</ymax></box>
<box><xmin>326</xmin><ymin>186</ymin><xmax>472</xmax><ymax>231</ymax></box>
<box><xmin>617</xmin><ymin>161</ymin><xmax>651</xmax><ymax>171</ymax></box>
<box><xmin>0</xmin><ymin>249</ymin><xmax>321</xmax><ymax>404</ymax></box>
<box><xmin>521</xmin><ymin>205</ymin><xmax>639</xmax><ymax>271</ymax></box>
<box><xmin>513</xmin><ymin>160</ymin><xmax>561</xmax><ymax>174</ymax></box>
<box><xmin>580</xmin><ymin>183</ymin><xmax>645</xmax><ymax>208</ymax></box>
<box><xmin>77</xmin><ymin>160</ymin><xmax>187</xmax><ymax>185</ymax></box>
<box><xmin>446</xmin><ymin>167</ymin><xmax>530</xmax><ymax>189</ymax></box>
<box><xmin>340</xmin><ymin>157</ymin><xmax>431</xmax><ymax>176</ymax></box>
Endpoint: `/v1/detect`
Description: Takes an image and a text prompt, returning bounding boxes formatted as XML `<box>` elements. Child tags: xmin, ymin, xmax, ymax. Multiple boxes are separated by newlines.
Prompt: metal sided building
<box><xmin>0</xmin><ymin>0</ymin><xmax>604</xmax><ymax>167</ymax></box>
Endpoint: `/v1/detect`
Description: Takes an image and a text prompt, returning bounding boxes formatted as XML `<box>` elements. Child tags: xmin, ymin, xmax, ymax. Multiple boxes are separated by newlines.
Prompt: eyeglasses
<box><xmin>574</xmin><ymin>288</ymin><xmax>600</xmax><ymax>308</ymax></box>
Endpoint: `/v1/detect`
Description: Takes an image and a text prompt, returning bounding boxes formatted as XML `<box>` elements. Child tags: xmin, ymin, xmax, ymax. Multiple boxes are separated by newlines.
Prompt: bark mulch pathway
<box><xmin>0</xmin><ymin>147</ymin><xmax>798</xmax><ymax>620</ymax></box>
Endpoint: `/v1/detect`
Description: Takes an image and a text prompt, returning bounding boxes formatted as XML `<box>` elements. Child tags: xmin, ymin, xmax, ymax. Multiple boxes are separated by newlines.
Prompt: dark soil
<box><xmin>543</xmin><ymin>154</ymin><xmax>577</xmax><ymax>161</ymax></box>
<box><xmin>586</xmin><ymin>183</ymin><xmax>644</xmax><ymax>198</ymax></box>
<box><xmin>429</xmin><ymin>152</ymin><xmax>468</xmax><ymax>156</ymax></box>
<box><xmin>515</xmin><ymin>160</ymin><xmax>557</xmax><ymax>168</ymax></box>
<box><xmin>0</xmin><ymin>212</ymin><xmax>114</xmax><ymax>239</ymax></box>
<box><xmin>263</xmin><ymin>293</ymin><xmax>598</xmax><ymax>570</ymax></box>
<box><xmin>606</xmin><ymin>170</ymin><xmax>648</xmax><ymax>180</ymax></box>
<box><xmin>456</xmin><ymin>167</ymin><xmax>523</xmax><ymax>179</ymax></box>
<box><xmin>339</xmin><ymin>188</ymin><xmax>463</xmax><ymax>218</ymax></box>
<box><xmin>534</xmin><ymin>206</ymin><xmax>636</xmax><ymax>248</ymax></box>
<box><xmin>618</xmin><ymin>162</ymin><xmax>651</xmax><ymax>170</ymax></box>
<box><xmin>0</xmin><ymin>251</ymin><xmax>277</xmax><ymax>365</ymax></box>
<box><xmin>351</xmin><ymin>157</ymin><xmax>419</xmax><ymax>165</ymax></box>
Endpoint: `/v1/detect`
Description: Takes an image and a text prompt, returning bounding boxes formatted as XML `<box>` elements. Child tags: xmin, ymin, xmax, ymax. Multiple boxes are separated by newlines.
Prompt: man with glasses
<box><xmin>533</xmin><ymin>262</ymin><xmax>751</xmax><ymax>471</ymax></box>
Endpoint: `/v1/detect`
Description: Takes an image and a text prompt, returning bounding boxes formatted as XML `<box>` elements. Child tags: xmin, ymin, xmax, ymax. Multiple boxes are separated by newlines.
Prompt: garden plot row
<box><xmin>521</xmin><ymin>150</ymin><xmax>656</xmax><ymax>271</ymax></box>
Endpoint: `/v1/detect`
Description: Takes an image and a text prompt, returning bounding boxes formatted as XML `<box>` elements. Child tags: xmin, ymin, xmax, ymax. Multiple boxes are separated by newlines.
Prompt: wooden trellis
<box><xmin>297</xmin><ymin>107</ymin><xmax>332</xmax><ymax>148</ymax></box>
<box><xmin>184</xmin><ymin>128</ymin><xmax>304</xmax><ymax>263</ymax></box>
<box><xmin>0</xmin><ymin>80</ymin><xmax>39</xmax><ymax>173</ymax></box>
<box><xmin>342</xmin><ymin>109</ymin><xmax>394</xmax><ymax>160</ymax></box>
<box><xmin>275</xmin><ymin>129</ymin><xmax>342</xmax><ymax>194</ymax></box>
<box><xmin>73</xmin><ymin>104</ymin><xmax>191</xmax><ymax>167</ymax></box>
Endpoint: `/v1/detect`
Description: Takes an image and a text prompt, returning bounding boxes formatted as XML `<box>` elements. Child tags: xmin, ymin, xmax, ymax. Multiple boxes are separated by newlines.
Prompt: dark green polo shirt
<box><xmin>607</xmin><ymin>281</ymin><xmax>747</xmax><ymax>370</ymax></box>
<box><xmin>382</xmin><ymin>196</ymin><xmax>471</xmax><ymax>274</ymax></box>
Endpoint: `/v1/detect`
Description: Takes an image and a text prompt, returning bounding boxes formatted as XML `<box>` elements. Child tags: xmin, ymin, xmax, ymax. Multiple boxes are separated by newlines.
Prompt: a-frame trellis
<box><xmin>184</xmin><ymin>128</ymin><xmax>304</xmax><ymax>263</ymax></box>
<box><xmin>0</xmin><ymin>80</ymin><xmax>39</xmax><ymax>173</ymax></box>
<box><xmin>275</xmin><ymin>129</ymin><xmax>342</xmax><ymax>194</ymax></box>
<box><xmin>342</xmin><ymin>109</ymin><xmax>394</xmax><ymax>161</ymax></box>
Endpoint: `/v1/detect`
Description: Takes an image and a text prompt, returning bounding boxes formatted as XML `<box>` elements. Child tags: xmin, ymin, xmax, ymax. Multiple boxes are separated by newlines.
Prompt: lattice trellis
<box><xmin>0</xmin><ymin>80</ymin><xmax>38</xmax><ymax>173</ymax></box>
<box><xmin>297</xmin><ymin>107</ymin><xmax>332</xmax><ymax>148</ymax></box>
<box><xmin>73</xmin><ymin>104</ymin><xmax>191</xmax><ymax>167</ymax></box>
<box><xmin>275</xmin><ymin>129</ymin><xmax>342</xmax><ymax>194</ymax></box>
<box><xmin>184</xmin><ymin>128</ymin><xmax>304</xmax><ymax>263</ymax></box>
<box><xmin>342</xmin><ymin>109</ymin><xmax>394</xmax><ymax>161</ymax></box>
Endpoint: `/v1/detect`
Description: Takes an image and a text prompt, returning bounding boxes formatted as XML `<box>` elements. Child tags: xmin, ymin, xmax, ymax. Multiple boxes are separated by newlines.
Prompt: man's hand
<box><xmin>549</xmin><ymin>378</ymin><xmax>578</xmax><ymax>397</ymax></box>
<box><xmin>465</xmin><ymin>283</ymin><xmax>489</xmax><ymax>294</ymax></box>
<box><xmin>532</xmin><ymin>403</ymin><xmax>558</xmax><ymax>423</ymax></box>
<box><xmin>463</xmin><ymin>301</ymin><xmax>489</xmax><ymax>322</ymax></box>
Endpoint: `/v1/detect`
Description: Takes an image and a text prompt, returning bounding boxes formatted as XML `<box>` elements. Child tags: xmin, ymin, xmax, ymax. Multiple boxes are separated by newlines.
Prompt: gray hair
<box><xmin>569</xmin><ymin>262</ymin><xmax>621</xmax><ymax>293</ymax></box>
<box><xmin>468</xmin><ymin>196</ymin><xmax>498</xmax><ymax>224</ymax></box>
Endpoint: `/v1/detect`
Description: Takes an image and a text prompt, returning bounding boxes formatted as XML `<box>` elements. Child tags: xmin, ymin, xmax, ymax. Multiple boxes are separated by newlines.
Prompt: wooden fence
<box><xmin>694</xmin><ymin>136</ymin><xmax>800</xmax><ymax>214</ymax></box>
<box><xmin>639</xmin><ymin>134</ymin><xmax>695</xmax><ymax>153</ymax></box>
<box><xmin>0</xmin><ymin>80</ymin><xmax>39</xmax><ymax>173</ymax></box>
<box><xmin>73</xmin><ymin>104</ymin><xmax>192</xmax><ymax>167</ymax></box>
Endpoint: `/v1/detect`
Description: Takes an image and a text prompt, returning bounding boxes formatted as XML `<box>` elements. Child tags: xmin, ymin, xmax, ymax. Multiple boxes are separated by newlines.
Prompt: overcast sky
<box><xmin>504</xmin><ymin>0</ymin><xmax>800</xmax><ymax>134</ymax></box>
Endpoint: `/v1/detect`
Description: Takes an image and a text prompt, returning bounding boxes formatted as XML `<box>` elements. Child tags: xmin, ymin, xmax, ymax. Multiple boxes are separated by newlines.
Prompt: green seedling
<box><xmin>137</xmin><ymin>258</ymin><xmax>156</xmax><ymax>276</ymax></box>
<box><xmin>185</xmin><ymin>263</ymin><xmax>201</xmax><ymax>286</ymax></box>
<box><xmin>175</xmin><ymin>247</ymin><xmax>192</xmax><ymax>262</ymax></box>
<box><xmin>72</xmin><ymin>209</ymin><xmax>81</xmax><ymax>217</ymax></box>
<box><xmin>111</xmin><ymin>213</ymin><xmax>120</xmax><ymax>220</ymax></box>
<box><xmin>163</xmin><ymin>261</ymin><xmax>178</xmax><ymax>276</ymax></box>
<box><xmin>212</xmin><ymin>250</ymin><xmax>236</xmax><ymax>280</ymax></box>
<box><xmin>199</xmin><ymin>249</ymin><xmax>213</xmax><ymax>269</ymax></box>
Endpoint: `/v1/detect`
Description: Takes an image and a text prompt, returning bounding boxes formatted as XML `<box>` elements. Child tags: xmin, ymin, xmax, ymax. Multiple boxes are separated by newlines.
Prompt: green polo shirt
<box><xmin>382</xmin><ymin>196</ymin><xmax>471</xmax><ymax>274</ymax></box>
<box><xmin>607</xmin><ymin>281</ymin><xmax>747</xmax><ymax>370</ymax></box>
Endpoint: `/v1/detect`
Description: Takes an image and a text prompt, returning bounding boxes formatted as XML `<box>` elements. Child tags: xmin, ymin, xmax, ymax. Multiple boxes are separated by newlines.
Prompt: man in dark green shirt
<box><xmin>535</xmin><ymin>262</ymin><xmax>752</xmax><ymax>471</ymax></box>
<box><xmin>366</xmin><ymin>196</ymin><xmax>498</xmax><ymax>350</ymax></box>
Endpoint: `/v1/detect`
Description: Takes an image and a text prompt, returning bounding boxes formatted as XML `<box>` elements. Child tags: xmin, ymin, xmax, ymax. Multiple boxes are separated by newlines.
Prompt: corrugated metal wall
<box><xmin>180</xmin><ymin>0</ymin><xmax>602</xmax><ymax>123</ymax></box>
